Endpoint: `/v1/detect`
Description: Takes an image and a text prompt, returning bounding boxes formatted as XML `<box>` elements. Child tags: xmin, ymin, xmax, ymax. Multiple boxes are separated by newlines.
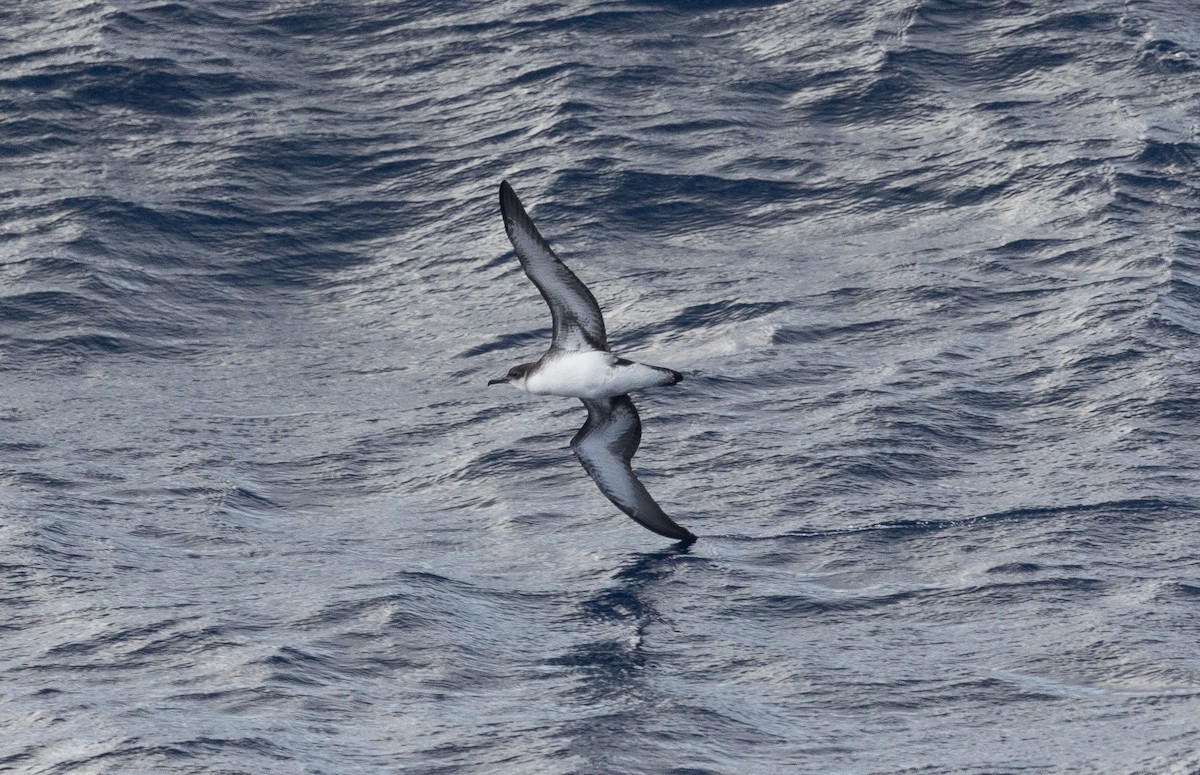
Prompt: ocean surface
<box><xmin>3</xmin><ymin>0</ymin><xmax>1200</xmax><ymax>772</ymax></box>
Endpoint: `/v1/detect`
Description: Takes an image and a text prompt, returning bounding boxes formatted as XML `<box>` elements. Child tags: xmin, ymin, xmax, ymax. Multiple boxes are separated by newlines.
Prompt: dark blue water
<box><xmin>3</xmin><ymin>0</ymin><xmax>1200</xmax><ymax>772</ymax></box>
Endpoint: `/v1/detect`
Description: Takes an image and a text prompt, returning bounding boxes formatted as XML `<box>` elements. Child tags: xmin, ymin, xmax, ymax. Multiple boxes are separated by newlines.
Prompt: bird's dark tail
<box><xmin>657</xmin><ymin>366</ymin><xmax>683</xmax><ymax>385</ymax></box>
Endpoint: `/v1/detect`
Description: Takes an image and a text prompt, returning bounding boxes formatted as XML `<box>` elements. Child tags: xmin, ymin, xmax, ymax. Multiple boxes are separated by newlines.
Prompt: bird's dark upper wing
<box><xmin>571</xmin><ymin>395</ymin><xmax>695</xmax><ymax>541</ymax></box>
<box><xmin>499</xmin><ymin>180</ymin><xmax>607</xmax><ymax>352</ymax></box>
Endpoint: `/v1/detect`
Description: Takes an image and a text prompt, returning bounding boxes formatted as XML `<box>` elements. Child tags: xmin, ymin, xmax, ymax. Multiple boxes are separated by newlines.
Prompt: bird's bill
<box><xmin>487</xmin><ymin>376</ymin><xmax>509</xmax><ymax>386</ymax></box>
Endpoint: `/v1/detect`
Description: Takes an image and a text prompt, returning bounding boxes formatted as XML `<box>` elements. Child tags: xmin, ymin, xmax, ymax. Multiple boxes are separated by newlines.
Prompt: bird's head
<box><xmin>488</xmin><ymin>362</ymin><xmax>535</xmax><ymax>390</ymax></box>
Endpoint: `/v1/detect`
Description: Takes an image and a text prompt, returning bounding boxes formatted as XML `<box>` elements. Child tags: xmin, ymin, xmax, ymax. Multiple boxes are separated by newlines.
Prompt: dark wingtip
<box><xmin>497</xmin><ymin>179</ymin><xmax>554</xmax><ymax>258</ymax></box>
<box><xmin>499</xmin><ymin>180</ymin><xmax>519</xmax><ymax>215</ymax></box>
<box><xmin>669</xmin><ymin>369</ymin><xmax>683</xmax><ymax>385</ymax></box>
<box><xmin>649</xmin><ymin>520</ymin><xmax>696</xmax><ymax>542</ymax></box>
<box><xmin>498</xmin><ymin>180</ymin><xmax>526</xmax><ymax>234</ymax></box>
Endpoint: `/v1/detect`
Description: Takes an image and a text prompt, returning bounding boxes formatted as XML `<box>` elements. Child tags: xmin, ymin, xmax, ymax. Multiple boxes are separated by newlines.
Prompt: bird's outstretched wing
<box><xmin>571</xmin><ymin>395</ymin><xmax>695</xmax><ymax>541</ymax></box>
<box><xmin>499</xmin><ymin>180</ymin><xmax>608</xmax><ymax>352</ymax></box>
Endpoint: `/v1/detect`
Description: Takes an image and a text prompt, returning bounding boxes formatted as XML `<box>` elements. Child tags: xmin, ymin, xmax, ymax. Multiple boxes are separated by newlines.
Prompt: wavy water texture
<box><xmin>2</xmin><ymin>0</ymin><xmax>1199</xmax><ymax>773</ymax></box>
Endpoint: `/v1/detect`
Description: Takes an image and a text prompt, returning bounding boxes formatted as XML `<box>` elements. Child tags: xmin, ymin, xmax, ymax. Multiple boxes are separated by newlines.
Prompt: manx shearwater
<box><xmin>488</xmin><ymin>180</ymin><xmax>695</xmax><ymax>542</ymax></box>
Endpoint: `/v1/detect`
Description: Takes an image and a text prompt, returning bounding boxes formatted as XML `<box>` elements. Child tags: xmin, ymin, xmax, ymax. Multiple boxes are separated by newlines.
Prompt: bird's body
<box><xmin>489</xmin><ymin>180</ymin><xmax>694</xmax><ymax>542</ymax></box>
<box><xmin>516</xmin><ymin>350</ymin><xmax>681</xmax><ymax>399</ymax></box>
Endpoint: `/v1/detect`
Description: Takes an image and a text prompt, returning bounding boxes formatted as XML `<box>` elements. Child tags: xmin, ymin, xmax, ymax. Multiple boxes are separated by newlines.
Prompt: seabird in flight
<box><xmin>488</xmin><ymin>180</ymin><xmax>695</xmax><ymax>542</ymax></box>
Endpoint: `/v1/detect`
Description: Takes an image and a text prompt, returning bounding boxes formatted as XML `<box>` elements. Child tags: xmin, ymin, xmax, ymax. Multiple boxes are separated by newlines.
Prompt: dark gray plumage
<box><xmin>499</xmin><ymin>180</ymin><xmax>608</xmax><ymax>352</ymax></box>
<box><xmin>571</xmin><ymin>395</ymin><xmax>695</xmax><ymax>541</ymax></box>
<box><xmin>492</xmin><ymin>180</ymin><xmax>694</xmax><ymax>542</ymax></box>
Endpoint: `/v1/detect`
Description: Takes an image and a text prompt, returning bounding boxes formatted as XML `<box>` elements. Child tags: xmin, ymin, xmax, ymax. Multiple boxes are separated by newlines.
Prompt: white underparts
<box><xmin>518</xmin><ymin>351</ymin><xmax>674</xmax><ymax>399</ymax></box>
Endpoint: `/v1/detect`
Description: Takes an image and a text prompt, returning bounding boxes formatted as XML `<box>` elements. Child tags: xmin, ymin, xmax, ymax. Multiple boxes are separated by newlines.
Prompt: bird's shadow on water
<box><xmin>546</xmin><ymin>542</ymin><xmax>694</xmax><ymax>703</ymax></box>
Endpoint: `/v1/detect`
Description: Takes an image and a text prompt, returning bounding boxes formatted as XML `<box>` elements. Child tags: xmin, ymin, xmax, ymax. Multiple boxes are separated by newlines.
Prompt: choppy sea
<box><xmin>3</xmin><ymin>1</ymin><xmax>1200</xmax><ymax>772</ymax></box>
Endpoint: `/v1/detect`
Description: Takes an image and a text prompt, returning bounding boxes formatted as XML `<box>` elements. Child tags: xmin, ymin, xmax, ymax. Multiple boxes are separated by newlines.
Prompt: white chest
<box><xmin>524</xmin><ymin>351</ymin><xmax>615</xmax><ymax>398</ymax></box>
<box><xmin>519</xmin><ymin>351</ymin><xmax>673</xmax><ymax>398</ymax></box>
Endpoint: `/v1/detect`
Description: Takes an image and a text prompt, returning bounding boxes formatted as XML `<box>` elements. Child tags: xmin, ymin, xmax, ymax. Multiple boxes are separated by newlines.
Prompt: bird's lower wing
<box><xmin>571</xmin><ymin>396</ymin><xmax>695</xmax><ymax>541</ymax></box>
